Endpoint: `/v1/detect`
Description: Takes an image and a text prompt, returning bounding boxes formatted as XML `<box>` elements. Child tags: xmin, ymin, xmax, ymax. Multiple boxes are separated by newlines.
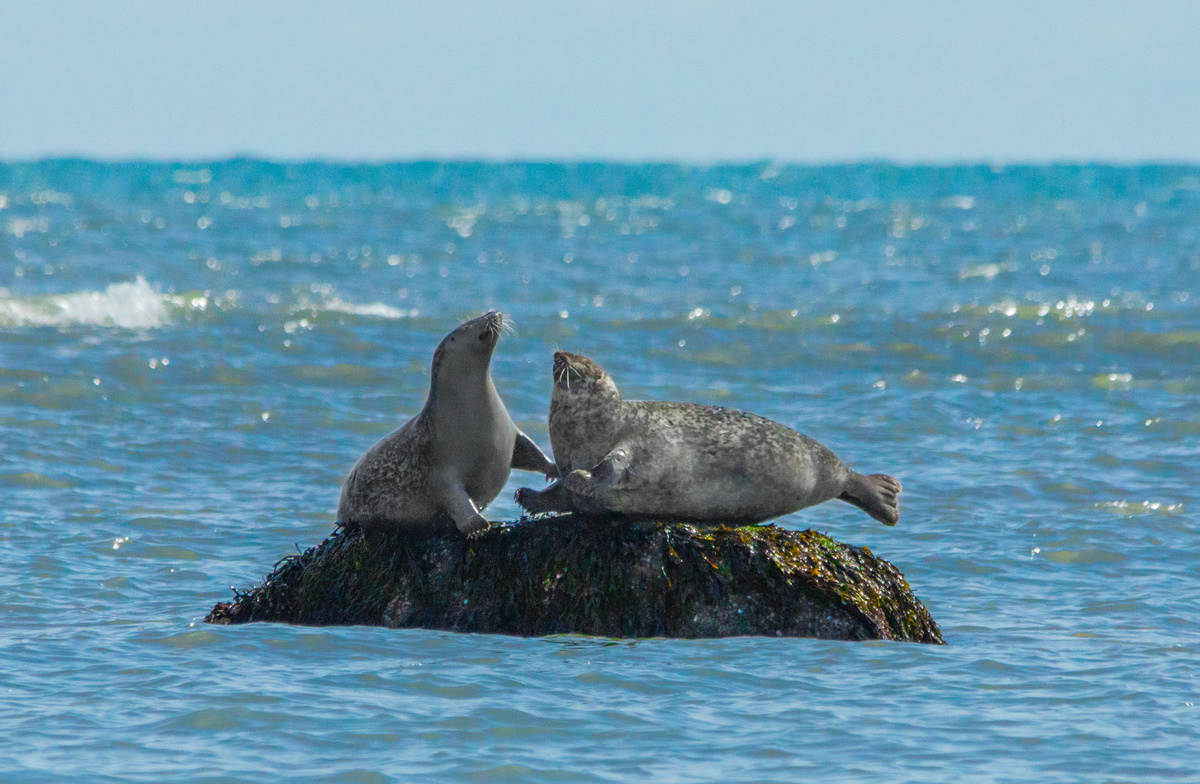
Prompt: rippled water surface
<box><xmin>2</xmin><ymin>161</ymin><xmax>1198</xmax><ymax>782</ymax></box>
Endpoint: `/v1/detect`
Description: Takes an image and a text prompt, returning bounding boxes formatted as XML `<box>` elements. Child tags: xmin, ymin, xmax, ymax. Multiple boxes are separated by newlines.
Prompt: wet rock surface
<box><xmin>206</xmin><ymin>515</ymin><xmax>943</xmax><ymax>644</ymax></box>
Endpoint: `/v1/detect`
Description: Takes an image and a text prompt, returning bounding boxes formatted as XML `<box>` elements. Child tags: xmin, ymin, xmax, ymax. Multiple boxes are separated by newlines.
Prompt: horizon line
<box><xmin>3</xmin><ymin>155</ymin><xmax>1200</xmax><ymax>168</ymax></box>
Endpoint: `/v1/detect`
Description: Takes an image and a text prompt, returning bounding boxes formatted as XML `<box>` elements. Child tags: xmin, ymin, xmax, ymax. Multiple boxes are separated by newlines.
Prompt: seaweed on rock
<box><xmin>205</xmin><ymin>516</ymin><xmax>943</xmax><ymax>644</ymax></box>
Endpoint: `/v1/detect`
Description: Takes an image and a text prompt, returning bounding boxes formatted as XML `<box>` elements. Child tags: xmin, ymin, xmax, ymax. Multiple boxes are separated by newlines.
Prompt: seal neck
<box><xmin>427</xmin><ymin>360</ymin><xmax>496</xmax><ymax>409</ymax></box>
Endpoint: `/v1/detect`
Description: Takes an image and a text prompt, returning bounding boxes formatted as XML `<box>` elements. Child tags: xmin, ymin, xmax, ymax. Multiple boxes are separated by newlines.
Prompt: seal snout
<box><xmin>480</xmin><ymin>310</ymin><xmax>504</xmax><ymax>342</ymax></box>
<box><xmin>553</xmin><ymin>351</ymin><xmax>579</xmax><ymax>387</ymax></box>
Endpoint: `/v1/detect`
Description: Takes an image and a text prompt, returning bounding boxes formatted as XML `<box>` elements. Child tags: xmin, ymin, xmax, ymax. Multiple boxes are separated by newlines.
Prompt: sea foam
<box><xmin>0</xmin><ymin>276</ymin><xmax>169</xmax><ymax>329</ymax></box>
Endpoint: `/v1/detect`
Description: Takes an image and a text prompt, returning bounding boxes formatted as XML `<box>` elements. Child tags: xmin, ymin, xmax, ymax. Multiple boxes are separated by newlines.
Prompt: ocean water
<box><xmin>1</xmin><ymin>160</ymin><xmax>1197</xmax><ymax>782</ymax></box>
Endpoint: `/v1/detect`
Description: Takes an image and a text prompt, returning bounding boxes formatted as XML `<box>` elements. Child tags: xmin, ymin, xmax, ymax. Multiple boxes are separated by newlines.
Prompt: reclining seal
<box><xmin>515</xmin><ymin>351</ymin><xmax>900</xmax><ymax>526</ymax></box>
<box><xmin>338</xmin><ymin>312</ymin><xmax>556</xmax><ymax>534</ymax></box>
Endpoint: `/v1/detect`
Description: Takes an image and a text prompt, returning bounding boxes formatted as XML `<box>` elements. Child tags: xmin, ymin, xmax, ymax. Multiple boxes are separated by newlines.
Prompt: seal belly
<box><xmin>461</xmin><ymin>422</ymin><xmax>516</xmax><ymax>509</ymax></box>
<box><xmin>437</xmin><ymin>386</ymin><xmax>518</xmax><ymax>511</ymax></box>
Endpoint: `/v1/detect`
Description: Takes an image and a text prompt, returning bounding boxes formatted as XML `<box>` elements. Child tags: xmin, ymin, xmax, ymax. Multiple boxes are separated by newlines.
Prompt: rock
<box><xmin>205</xmin><ymin>515</ymin><xmax>944</xmax><ymax>644</ymax></box>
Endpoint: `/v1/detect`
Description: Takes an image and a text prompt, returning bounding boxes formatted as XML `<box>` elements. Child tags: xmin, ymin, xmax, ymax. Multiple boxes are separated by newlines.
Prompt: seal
<box><xmin>338</xmin><ymin>312</ymin><xmax>556</xmax><ymax>534</ymax></box>
<box><xmin>515</xmin><ymin>351</ymin><xmax>900</xmax><ymax>526</ymax></box>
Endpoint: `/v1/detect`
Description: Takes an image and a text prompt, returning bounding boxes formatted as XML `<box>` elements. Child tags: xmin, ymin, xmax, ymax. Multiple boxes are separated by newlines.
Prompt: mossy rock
<box><xmin>206</xmin><ymin>516</ymin><xmax>944</xmax><ymax>644</ymax></box>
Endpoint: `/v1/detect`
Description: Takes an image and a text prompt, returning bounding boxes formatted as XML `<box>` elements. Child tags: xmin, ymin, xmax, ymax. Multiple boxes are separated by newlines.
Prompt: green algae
<box><xmin>206</xmin><ymin>516</ymin><xmax>943</xmax><ymax>644</ymax></box>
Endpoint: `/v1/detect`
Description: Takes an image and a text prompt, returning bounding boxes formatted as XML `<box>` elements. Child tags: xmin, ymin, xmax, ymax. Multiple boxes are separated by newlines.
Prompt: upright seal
<box><xmin>338</xmin><ymin>312</ymin><xmax>555</xmax><ymax>534</ymax></box>
<box><xmin>515</xmin><ymin>351</ymin><xmax>900</xmax><ymax>526</ymax></box>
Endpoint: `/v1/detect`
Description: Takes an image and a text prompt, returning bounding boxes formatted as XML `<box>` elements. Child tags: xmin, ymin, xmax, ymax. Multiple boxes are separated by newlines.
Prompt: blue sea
<box><xmin>1</xmin><ymin>160</ymin><xmax>1197</xmax><ymax>782</ymax></box>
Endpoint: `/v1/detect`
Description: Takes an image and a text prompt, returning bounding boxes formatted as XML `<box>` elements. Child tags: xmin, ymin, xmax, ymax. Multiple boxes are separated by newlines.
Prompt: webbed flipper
<box><xmin>838</xmin><ymin>473</ymin><xmax>901</xmax><ymax>526</ymax></box>
<box><xmin>511</xmin><ymin>430</ymin><xmax>557</xmax><ymax>479</ymax></box>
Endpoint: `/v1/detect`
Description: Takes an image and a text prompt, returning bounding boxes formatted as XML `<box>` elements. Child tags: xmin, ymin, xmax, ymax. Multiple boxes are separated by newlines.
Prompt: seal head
<box><xmin>549</xmin><ymin>351</ymin><xmax>623</xmax><ymax>475</ymax></box>
<box><xmin>429</xmin><ymin>311</ymin><xmax>504</xmax><ymax>399</ymax></box>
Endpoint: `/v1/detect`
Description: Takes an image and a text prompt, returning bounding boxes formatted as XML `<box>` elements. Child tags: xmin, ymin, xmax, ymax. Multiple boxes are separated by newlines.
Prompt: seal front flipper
<box><xmin>554</xmin><ymin>449</ymin><xmax>635</xmax><ymax>515</ymax></box>
<box><xmin>444</xmin><ymin>482</ymin><xmax>490</xmax><ymax>534</ymax></box>
<box><xmin>514</xmin><ymin>449</ymin><xmax>628</xmax><ymax>514</ymax></box>
<box><xmin>511</xmin><ymin>430</ymin><xmax>557</xmax><ymax>480</ymax></box>
<box><xmin>517</xmin><ymin>449</ymin><xmax>640</xmax><ymax>516</ymax></box>
<box><xmin>838</xmin><ymin>472</ymin><xmax>902</xmax><ymax>526</ymax></box>
<box><xmin>515</xmin><ymin>480</ymin><xmax>571</xmax><ymax>514</ymax></box>
<box><xmin>576</xmin><ymin>447</ymin><xmax>633</xmax><ymax>488</ymax></box>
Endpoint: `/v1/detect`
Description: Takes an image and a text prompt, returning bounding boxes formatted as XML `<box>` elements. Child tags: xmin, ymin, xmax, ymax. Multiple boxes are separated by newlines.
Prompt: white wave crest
<box><xmin>320</xmin><ymin>297</ymin><xmax>416</xmax><ymax>319</ymax></box>
<box><xmin>0</xmin><ymin>277</ymin><xmax>170</xmax><ymax>329</ymax></box>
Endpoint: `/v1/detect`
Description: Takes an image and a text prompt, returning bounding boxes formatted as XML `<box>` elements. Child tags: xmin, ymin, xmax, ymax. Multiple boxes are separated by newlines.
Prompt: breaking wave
<box><xmin>319</xmin><ymin>297</ymin><xmax>416</xmax><ymax>319</ymax></box>
<box><xmin>0</xmin><ymin>277</ymin><xmax>170</xmax><ymax>329</ymax></box>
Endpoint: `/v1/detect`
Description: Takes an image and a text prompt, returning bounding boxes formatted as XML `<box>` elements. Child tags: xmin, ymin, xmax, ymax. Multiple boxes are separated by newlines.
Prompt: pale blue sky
<box><xmin>2</xmin><ymin>1</ymin><xmax>1198</xmax><ymax>162</ymax></box>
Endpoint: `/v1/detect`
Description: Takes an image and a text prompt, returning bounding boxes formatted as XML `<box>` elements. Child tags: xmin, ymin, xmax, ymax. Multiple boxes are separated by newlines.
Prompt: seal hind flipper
<box><xmin>838</xmin><ymin>473</ymin><xmax>902</xmax><ymax>526</ymax></box>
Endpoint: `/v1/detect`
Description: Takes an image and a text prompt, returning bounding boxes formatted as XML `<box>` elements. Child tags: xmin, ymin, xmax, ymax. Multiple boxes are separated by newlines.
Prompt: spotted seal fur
<box><xmin>515</xmin><ymin>351</ymin><xmax>900</xmax><ymax>526</ymax></box>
